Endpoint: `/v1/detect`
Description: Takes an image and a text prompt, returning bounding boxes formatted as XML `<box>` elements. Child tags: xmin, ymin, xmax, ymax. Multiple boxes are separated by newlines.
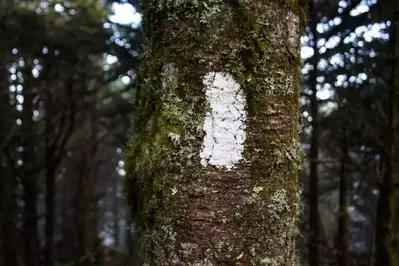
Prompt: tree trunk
<box><xmin>308</xmin><ymin>2</ymin><xmax>320</xmax><ymax>265</ymax></box>
<box><xmin>337</xmin><ymin>119</ymin><xmax>349</xmax><ymax>266</ymax></box>
<box><xmin>83</xmin><ymin>111</ymin><xmax>99</xmax><ymax>255</ymax></box>
<box><xmin>74</xmin><ymin>115</ymin><xmax>100</xmax><ymax>257</ymax></box>
<box><xmin>44</xmin><ymin>166</ymin><xmax>56</xmax><ymax>266</ymax></box>
<box><xmin>125</xmin><ymin>1</ymin><xmax>304</xmax><ymax>265</ymax></box>
<box><xmin>44</xmin><ymin>91</ymin><xmax>55</xmax><ymax>266</ymax></box>
<box><xmin>113</xmin><ymin>183</ymin><xmax>120</xmax><ymax>248</ymax></box>
<box><xmin>374</xmin><ymin>3</ymin><xmax>399</xmax><ymax>266</ymax></box>
<box><xmin>0</xmin><ymin>54</ymin><xmax>19</xmax><ymax>266</ymax></box>
<box><xmin>20</xmin><ymin>64</ymin><xmax>39</xmax><ymax>266</ymax></box>
<box><xmin>125</xmin><ymin>221</ymin><xmax>133</xmax><ymax>256</ymax></box>
<box><xmin>0</xmin><ymin>165</ymin><xmax>19</xmax><ymax>266</ymax></box>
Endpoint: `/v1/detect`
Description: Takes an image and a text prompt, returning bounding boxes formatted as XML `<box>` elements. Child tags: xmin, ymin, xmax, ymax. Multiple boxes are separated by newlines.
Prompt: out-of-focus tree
<box><xmin>0</xmin><ymin>0</ymin><xmax>142</xmax><ymax>265</ymax></box>
<box><xmin>300</xmin><ymin>0</ymin><xmax>399</xmax><ymax>265</ymax></box>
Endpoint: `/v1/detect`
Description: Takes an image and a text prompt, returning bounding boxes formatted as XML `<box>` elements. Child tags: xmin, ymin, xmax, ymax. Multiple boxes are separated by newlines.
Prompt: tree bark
<box><xmin>374</xmin><ymin>3</ymin><xmax>399</xmax><ymax>265</ymax></box>
<box><xmin>125</xmin><ymin>1</ymin><xmax>305</xmax><ymax>265</ymax></box>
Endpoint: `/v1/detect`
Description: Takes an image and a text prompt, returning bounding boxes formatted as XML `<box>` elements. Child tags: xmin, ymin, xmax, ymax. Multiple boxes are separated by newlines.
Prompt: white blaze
<box><xmin>200</xmin><ymin>72</ymin><xmax>247</xmax><ymax>169</ymax></box>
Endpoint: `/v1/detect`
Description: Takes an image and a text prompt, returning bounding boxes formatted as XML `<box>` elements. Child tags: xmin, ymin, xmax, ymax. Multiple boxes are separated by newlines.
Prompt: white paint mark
<box><xmin>200</xmin><ymin>72</ymin><xmax>247</xmax><ymax>170</ymax></box>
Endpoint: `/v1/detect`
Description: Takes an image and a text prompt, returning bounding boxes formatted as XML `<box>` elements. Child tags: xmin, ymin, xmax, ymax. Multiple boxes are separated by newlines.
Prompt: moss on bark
<box><xmin>125</xmin><ymin>1</ymin><xmax>305</xmax><ymax>265</ymax></box>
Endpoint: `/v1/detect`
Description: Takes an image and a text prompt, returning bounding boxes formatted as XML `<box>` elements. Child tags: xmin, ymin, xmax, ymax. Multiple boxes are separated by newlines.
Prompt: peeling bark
<box><xmin>126</xmin><ymin>1</ymin><xmax>305</xmax><ymax>265</ymax></box>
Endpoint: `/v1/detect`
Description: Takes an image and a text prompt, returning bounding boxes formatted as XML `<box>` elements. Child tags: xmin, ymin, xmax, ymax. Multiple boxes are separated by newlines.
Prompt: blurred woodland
<box><xmin>0</xmin><ymin>0</ymin><xmax>398</xmax><ymax>265</ymax></box>
<box><xmin>0</xmin><ymin>1</ymin><xmax>141</xmax><ymax>265</ymax></box>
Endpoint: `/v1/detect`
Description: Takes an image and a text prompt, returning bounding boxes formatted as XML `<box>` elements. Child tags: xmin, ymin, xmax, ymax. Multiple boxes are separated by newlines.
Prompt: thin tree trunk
<box><xmin>338</xmin><ymin>118</ymin><xmax>350</xmax><ymax>266</ymax></box>
<box><xmin>368</xmin><ymin>197</ymin><xmax>377</xmax><ymax>266</ymax></box>
<box><xmin>0</xmin><ymin>168</ymin><xmax>19</xmax><ymax>266</ymax></box>
<box><xmin>0</xmin><ymin>54</ymin><xmax>19</xmax><ymax>266</ymax></box>
<box><xmin>308</xmin><ymin>2</ymin><xmax>320</xmax><ymax>265</ymax></box>
<box><xmin>125</xmin><ymin>221</ymin><xmax>133</xmax><ymax>256</ymax></box>
<box><xmin>374</xmin><ymin>2</ymin><xmax>399</xmax><ymax>265</ymax></box>
<box><xmin>113</xmin><ymin>184</ymin><xmax>120</xmax><ymax>248</ymax></box>
<box><xmin>44</xmin><ymin>168</ymin><xmax>56</xmax><ymax>266</ymax></box>
<box><xmin>125</xmin><ymin>1</ymin><xmax>304</xmax><ymax>264</ymax></box>
<box><xmin>20</xmin><ymin>64</ymin><xmax>39</xmax><ymax>266</ymax></box>
<box><xmin>74</xmin><ymin>115</ymin><xmax>100</xmax><ymax>258</ymax></box>
<box><xmin>22</xmin><ymin>180</ymin><xmax>39</xmax><ymax>266</ymax></box>
<box><xmin>45</xmin><ymin>76</ymin><xmax>77</xmax><ymax>265</ymax></box>
<box><xmin>83</xmin><ymin>109</ymin><xmax>99</xmax><ymax>255</ymax></box>
<box><xmin>44</xmin><ymin>91</ymin><xmax>55</xmax><ymax>266</ymax></box>
<box><xmin>76</xmin><ymin>156</ymin><xmax>87</xmax><ymax>260</ymax></box>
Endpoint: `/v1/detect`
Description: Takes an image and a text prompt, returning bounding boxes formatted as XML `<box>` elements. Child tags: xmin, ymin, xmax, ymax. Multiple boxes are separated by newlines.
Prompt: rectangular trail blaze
<box><xmin>200</xmin><ymin>72</ymin><xmax>247</xmax><ymax>170</ymax></box>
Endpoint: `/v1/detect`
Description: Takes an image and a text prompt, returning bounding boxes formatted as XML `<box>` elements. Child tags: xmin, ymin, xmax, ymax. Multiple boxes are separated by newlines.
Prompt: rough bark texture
<box><xmin>125</xmin><ymin>1</ymin><xmax>305</xmax><ymax>265</ymax></box>
<box><xmin>374</xmin><ymin>3</ymin><xmax>399</xmax><ymax>265</ymax></box>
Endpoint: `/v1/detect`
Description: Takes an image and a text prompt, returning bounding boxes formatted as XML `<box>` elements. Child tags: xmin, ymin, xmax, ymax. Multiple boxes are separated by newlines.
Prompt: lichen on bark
<box><xmin>125</xmin><ymin>0</ymin><xmax>305</xmax><ymax>265</ymax></box>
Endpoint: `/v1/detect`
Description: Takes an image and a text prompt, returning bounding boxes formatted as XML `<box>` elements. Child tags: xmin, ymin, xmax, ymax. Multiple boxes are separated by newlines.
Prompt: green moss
<box><xmin>124</xmin><ymin>55</ymin><xmax>207</xmax><ymax>230</ymax></box>
<box><xmin>290</xmin><ymin>0</ymin><xmax>309</xmax><ymax>27</ymax></box>
<box><xmin>124</xmin><ymin>0</ymin><xmax>305</xmax><ymax>264</ymax></box>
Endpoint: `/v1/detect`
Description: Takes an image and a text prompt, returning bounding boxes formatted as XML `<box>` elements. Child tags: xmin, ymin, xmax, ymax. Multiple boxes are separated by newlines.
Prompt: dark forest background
<box><xmin>0</xmin><ymin>0</ymin><xmax>398</xmax><ymax>265</ymax></box>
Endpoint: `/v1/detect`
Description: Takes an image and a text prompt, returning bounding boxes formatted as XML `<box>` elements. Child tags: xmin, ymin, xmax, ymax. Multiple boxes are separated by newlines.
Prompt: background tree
<box><xmin>300</xmin><ymin>0</ymin><xmax>399</xmax><ymax>265</ymax></box>
<box><xmin>0</xmin><ymin>1</ymin><xmax>141</xmax><ymax>265</ymax></box>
